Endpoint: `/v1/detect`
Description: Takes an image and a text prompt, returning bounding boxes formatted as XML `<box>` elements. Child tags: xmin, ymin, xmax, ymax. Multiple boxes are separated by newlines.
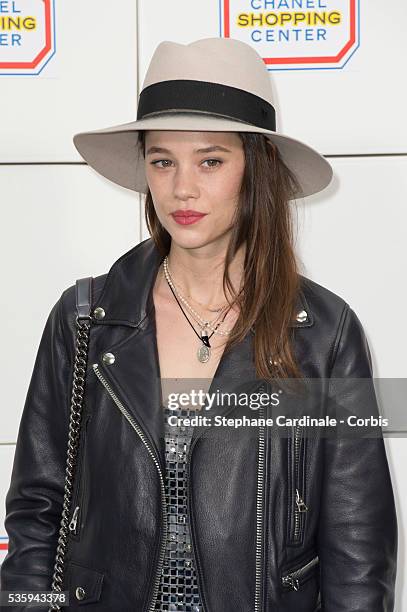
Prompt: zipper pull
<box><xmin>282</xmin><ymin>574</ymin><xmax>300</xmax><ymax>591</ymax></box>
<box><xmin>69</xmin><ymin>505</ymin><xmax>80</xmax><ymax>534</ymax></box>
<box><xmin>295</xmin><ymin>488</ymin><xmax>308</xmax><ymax>512</ymax></box>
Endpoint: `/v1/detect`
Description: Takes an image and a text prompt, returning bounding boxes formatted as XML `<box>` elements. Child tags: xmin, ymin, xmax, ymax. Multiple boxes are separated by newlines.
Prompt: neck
<box><xmin>161</xmin><ymin>241</ymin><xmax>246</xmax><ymax>308</ymax></box>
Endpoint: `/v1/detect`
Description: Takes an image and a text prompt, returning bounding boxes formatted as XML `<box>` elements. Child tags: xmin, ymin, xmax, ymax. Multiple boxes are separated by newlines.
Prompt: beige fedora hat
<box><xmin>73</xmin><ymin>37</ymin><xmax>333</xmax><ymax>199</ymax></box>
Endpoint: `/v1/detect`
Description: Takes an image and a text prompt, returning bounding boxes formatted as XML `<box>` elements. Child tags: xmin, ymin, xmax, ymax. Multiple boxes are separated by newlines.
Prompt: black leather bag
<box><xmin>47</xmin><ymin>277</ymin><xmax>93</xmax><ymax>611</ymax></box>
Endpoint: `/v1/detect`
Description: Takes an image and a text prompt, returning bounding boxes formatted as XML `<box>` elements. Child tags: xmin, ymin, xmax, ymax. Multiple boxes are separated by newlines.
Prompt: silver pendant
<box><xmin>197</xmin><ymin>343</ymin><xmax>211</xmax><ymax>363</ymax></box>
<box><xmin>197</xmin><ymin>325</ymin><xmax>211</xmax><ymax>363</ymax></box>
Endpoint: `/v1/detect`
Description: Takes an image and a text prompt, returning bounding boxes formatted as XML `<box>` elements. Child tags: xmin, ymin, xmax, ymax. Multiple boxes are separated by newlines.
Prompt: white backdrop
<box><xmin>1</xmin><ymin>0</ymin><xmax>406</xmax><ymax>606</ymax></box>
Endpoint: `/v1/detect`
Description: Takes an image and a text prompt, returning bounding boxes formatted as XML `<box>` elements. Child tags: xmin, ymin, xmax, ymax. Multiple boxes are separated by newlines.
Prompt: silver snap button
<box><xmin>93</xmin><ymin>306</ymin><xmax>106</xmax><ymax>319</ymax></box>
<box><xmin>296</xmin><ymin>309</ymin><xmax>308</xmax><ymax>322</ymax></box>
<box><xmin>102</xmin><ymin>352</ymin><xmax>115</xmax><ymax>365</ymax></box>
<box><xmin>75</xmin><ymin>586</ymin><xmax>86</xmax><ymax>600</ymax></box>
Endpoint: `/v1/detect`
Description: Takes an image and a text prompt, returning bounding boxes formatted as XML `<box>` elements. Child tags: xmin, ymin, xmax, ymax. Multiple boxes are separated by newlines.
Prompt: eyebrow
<box><xmin>146</xmin><ymin>145</ymin><xmax>232</xmax><ymax>155</ymax></box>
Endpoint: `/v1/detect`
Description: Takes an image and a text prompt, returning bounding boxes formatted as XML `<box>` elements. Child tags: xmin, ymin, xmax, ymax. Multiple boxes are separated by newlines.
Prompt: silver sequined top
<box><xmin>154</xmin><ymin>404</ymin><xmax>203</xmax><ymax>612</ymax></box>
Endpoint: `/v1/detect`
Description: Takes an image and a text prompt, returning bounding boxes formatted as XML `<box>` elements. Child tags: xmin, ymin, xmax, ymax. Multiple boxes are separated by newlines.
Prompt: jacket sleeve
<box><xmin>0</xmin><ymin>291</ymin><xmax>72</xmax><ymax>607</ymax></box>
<box><xmin>317</xmin><ymin>304</ymin><xmax>398</xmax><ymax>611</ymax></box>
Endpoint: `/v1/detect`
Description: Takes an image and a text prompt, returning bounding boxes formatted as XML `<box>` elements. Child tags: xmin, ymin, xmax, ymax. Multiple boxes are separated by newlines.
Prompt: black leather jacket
<box><xmin>0</xmin><ymin>238</ymin><xmax>398</xmax><ymax>611</ymax></box>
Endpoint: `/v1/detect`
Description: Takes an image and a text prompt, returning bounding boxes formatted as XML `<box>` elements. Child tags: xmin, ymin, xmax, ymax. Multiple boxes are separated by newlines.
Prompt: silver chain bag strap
<box><xmin>47</xmin><ymin>276</ymin><xmax>93</xmax><ymax>611</ymax></box>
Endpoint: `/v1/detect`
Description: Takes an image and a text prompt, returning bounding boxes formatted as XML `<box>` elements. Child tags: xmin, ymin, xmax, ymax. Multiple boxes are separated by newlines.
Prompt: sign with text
<box><xmin>221</xmin><ymin>0</ymin><xmax>360</xmax><ymax>70</ymax></box>
<box><xmin>0</xmin><ymin>0</ymin><xmax>56</xmax><ymax>75</ymax></box>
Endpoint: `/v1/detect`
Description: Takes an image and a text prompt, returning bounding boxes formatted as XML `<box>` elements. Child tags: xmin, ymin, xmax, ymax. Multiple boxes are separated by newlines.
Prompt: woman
<box><xmin>1</xmin><ymin>38</ymin><xmax>397</xmax><ymax>611</ymax></box>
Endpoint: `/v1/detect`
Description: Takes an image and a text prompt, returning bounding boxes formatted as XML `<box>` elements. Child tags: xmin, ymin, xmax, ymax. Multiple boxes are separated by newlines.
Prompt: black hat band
<box><xmin>137</xmin><ymin>79</ymin><xmax>276</xmax><ymax>132</ymax></box>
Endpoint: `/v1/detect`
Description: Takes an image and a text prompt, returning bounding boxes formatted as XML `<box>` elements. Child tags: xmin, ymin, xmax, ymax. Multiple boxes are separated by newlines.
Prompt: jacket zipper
<box><xmin>185</xmin><ymin>383</ymin><xmax>267</xmax><ymax>612</ymax></box>
<box><xmin>255</xmin><ymin>385</ymin><xmax>267</xmax><ymax>612</ymax></box>
<box><xmin>92</xmin><ymin>363</ymin><xmax>167</xmax><ymax>612</ymax></box>
<box><xmin>281</xmin><ymin>554</ymin><xmax>319</xmax><ymax>591</ymax></box>
<box><xmin>68</xmin><ymin>412</ymin><xmax>91</xmax><ymax>538</ymax></box>
<box><xmin>291</xmin><ymin>425</ymin><xmax>308</xmax><ymax>542</ymax></box>
<box><xmin>185</xmin><ymin>396</ymin><xmax>259</xmax><ymax>612</ymax></box>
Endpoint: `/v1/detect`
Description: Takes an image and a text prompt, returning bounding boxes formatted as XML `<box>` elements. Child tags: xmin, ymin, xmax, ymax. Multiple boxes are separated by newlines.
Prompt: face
<box><xmin>144</xmin><ymin>130</ymin><xmax>245</xmax><ymax>252</ymax></box>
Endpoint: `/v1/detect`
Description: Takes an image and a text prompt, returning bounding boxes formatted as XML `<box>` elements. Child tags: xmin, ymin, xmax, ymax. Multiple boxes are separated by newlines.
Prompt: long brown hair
<box><xmin>137</xmin><ymin>130</ymin><xmax>304</xmax><ymax>382</ymax></box>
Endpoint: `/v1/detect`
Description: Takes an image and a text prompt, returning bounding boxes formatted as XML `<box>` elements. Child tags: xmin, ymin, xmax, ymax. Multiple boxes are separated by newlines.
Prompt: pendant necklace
<box><xmin>162</xmin><ymin>258</ymin><xmax>233</xmax><ymax>363</ymax></box>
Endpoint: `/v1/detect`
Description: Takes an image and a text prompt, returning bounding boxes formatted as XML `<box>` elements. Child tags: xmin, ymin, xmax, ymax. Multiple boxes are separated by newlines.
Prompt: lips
<box><xmin>172</xmin><ymin>211</ymin><xmax>206</xmax><ymax>218</ymax></box>
<box><xmin>171</xmin><ymin>211</ymin><xmax>207</xmax><ymax>226</ymax></box>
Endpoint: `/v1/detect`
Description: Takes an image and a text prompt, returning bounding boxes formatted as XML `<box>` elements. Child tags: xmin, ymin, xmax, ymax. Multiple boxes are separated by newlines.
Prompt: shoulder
<box><xmin>299</xmin><ymin>274</ymin><xmax>367</xmax><ymax>336</ymax></box>
<box><xmin>57</xmin><ymin>239</ymin><xmax>155</xmax><ymax>330</ymax></box>
<box><xmin>51</xmin><ymin>271</ymin><xmax>108</xmax><ymax>365</ymax></box>
<box><xmin>299</xmin><ymin>274</ymin><xmax>350</xmax><ymax>330</ymax></box>
<box><xmin>297</xmin><ymin>275</ymin><xmax>371</xmax><ymax>375</ymax></box>
<box><xmin>59</xmin><ymin>271</ymin><xmax>107</xmax><ymax>319</ymax></box>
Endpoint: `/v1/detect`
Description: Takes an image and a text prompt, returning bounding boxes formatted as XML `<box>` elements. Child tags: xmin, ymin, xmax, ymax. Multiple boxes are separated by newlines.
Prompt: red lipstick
<box><xmin>171</xmin><ymin>210</ymin><xmax>207</xmax><ymax>226</ymax></box>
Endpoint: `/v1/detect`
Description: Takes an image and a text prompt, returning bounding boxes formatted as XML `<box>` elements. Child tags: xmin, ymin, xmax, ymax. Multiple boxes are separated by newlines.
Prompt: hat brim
<box><xmin>72</xmin><ymin>111</ymin><xmax>333</xmax><ymax>199</ymax></box>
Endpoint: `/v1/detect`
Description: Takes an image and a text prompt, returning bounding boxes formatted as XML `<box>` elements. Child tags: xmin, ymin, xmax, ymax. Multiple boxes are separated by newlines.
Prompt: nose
<box><xmin>172</xmin><ymin>163</ymin><xmax>199</xmax><ymax>200</ymax></box>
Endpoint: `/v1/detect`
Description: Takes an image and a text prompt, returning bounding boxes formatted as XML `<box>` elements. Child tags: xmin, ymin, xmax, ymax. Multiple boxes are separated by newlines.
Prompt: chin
<box><xmin>169</xmin><ymin>231</ymin><xmax>212</xmax><ymax>251</ymax></box>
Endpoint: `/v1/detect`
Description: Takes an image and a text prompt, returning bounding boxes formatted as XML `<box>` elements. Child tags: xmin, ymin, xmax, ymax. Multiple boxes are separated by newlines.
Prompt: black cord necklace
<box><xmin>165</xmin><ymin>276</ymin><xmax>232</xmax><ymax>363</ymax></box>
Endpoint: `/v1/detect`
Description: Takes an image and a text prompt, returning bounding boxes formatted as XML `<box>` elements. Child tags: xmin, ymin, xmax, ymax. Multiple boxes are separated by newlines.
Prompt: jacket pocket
<box><xmin>287</xmin><ymin>425</ymin><xmax>308</xmax><ymax>545</ymax></box>
<box><xmin>281</xmin><ymin>554</ymin><xmax>319</xmax><ymax>591</ymax></box>
<box><xmin>65</xmin><ymin>561</ymin><xmax>104</xmax><ymax>606</ymax></box>
<box><xmin>68</xmin><ymin>411</ymin><xmax>91</xmax><ymax>541</ymax></box>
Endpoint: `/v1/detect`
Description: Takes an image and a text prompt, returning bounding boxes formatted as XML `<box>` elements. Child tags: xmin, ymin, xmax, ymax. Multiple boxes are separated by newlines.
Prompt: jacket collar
<box><xmin>91</xmin><ymin>237</ymin><xmax>314</xmax><ymax>329</ymax></box>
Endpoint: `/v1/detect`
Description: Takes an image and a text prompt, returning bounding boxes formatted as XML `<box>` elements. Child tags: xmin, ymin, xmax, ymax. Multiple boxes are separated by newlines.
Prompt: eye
<box><xmin>150</xmin><ymin>159</ymin><xmax>172</xmax><ymax>168</ymax></box>
<box><xmin>202</xmin><ymin>159</ymin><xmax>222</xmax><ymax>168</ymax></box>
